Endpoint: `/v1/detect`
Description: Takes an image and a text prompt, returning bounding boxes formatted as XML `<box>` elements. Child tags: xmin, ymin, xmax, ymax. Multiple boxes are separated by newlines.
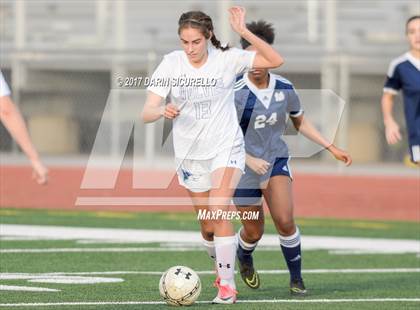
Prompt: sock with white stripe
<box><xmin>237</xmin><ymin>227</ymin><xmax>258</xmax><ymax>266</ymax></box>
<box><xmin>279</xmin><ymin>227</ymin><xmax>302</xmax><ymax>281</ymax></box>
<box><xmin>214</xmin><ymin>235</ymin><xmax>237</xmax><ymax>289</ymax></box>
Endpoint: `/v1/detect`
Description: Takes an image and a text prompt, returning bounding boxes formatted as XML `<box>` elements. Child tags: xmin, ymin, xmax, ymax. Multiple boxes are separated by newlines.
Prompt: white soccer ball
<box><xmin>159</xmin><ymin>266</ymin><xmax>201</xmax><ymax>306</ymax></box>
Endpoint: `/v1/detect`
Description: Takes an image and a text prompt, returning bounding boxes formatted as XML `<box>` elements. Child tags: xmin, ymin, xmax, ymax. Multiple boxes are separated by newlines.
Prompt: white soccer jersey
<box><xmin>0</xmin><ymin>70</ymin><xmax>11</xmax><ymax>97</ymax></box>
<box><xmin>147</xmin><ymin>46</ymin><xmax>256</xmax><ymax>160</ymax></box>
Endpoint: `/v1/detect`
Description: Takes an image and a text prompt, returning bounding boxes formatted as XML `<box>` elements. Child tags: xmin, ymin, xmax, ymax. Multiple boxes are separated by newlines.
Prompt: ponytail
<box><xmin>178</xmin><ymin>11</ymin><xmax>230</xmax><ymax>52</ymax></box>
<box><xmin>210</xmin><ymin>34</ymin><xmax>229</xmax><ymax>51</ymax></box>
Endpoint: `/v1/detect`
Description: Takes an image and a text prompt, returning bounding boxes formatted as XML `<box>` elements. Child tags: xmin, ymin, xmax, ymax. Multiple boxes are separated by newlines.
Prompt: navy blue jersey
<box><xmin>384</xmin><ymin>52</ymin><xmax>420</xmax><ymax>150</ymax></box>
<box><xmin>234</xmin><ymin>73</ymin><xmax>303</xmax><ymax>163</ymax></box>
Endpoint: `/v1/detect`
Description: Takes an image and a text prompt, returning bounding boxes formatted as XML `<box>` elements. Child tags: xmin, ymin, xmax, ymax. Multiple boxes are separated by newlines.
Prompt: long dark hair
<box><xmin>178</xmin><ymin>11</ymin><xmax>229</xmax><ymax>51</ymax></box>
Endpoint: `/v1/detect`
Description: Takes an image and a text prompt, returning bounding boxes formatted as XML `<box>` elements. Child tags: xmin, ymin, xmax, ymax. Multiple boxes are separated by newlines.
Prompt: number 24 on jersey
<box><xmin>254</xmin><ymin>112</ymin><xmax>277</xmax><ymax>129</ymax></box>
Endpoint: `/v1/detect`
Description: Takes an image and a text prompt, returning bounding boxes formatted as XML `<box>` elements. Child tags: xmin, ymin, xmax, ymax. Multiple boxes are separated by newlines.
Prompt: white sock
<box><xmin>214</xmin><ymin>235</ymin><xmax>237</xmax><ymax>289</ymax></box>
<box><xmin>202</xmin><ymin>238</ymin><xmax>216</xmax><ymax>261</ymax></box>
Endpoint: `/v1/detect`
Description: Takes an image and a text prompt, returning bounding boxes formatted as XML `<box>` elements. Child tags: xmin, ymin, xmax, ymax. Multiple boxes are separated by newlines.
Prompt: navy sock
<box><xmin>279</xmin><ymin>227</ymin><xmax>302</xmax><ymax>281</ymax></box>
<box><xmin>237</xmin><ymin>229</ymin><xmax>258</xmax><ymax>266</ymax></box>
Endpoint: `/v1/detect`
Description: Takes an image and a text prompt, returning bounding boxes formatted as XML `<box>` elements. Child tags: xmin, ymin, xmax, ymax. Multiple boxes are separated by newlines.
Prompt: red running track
<box><xmin>0</xmin><ymin>165</ymin><xmax>419</xmax><ymax>222</ymax></box>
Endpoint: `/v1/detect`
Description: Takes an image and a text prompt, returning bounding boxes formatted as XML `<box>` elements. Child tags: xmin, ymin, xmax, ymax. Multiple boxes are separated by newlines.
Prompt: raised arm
<box><xmin>229</xmin><ymin>6</ymin><xmax>283</xmax><ymax>69</ymax></box>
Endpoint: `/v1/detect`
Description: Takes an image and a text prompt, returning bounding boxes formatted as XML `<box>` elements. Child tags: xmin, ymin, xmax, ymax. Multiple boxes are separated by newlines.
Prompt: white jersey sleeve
<box><xmin>383</xmin><ymin>54</ymin><xmax>405</xmax><ymax>95</ymax></box>
<box><xmin>0</xmin><ymin>70</ymin><xmax>11</xmax><ymax>97</ymax></box>
<box><xmin>226</xmin><ymin>48</ymin><xmax>256</xmax><ymax>75</ymax></box>
<box><xmin>147</xmin><ymin>56</ymin><xmax>172</xmax><ymax>98</ymax></box>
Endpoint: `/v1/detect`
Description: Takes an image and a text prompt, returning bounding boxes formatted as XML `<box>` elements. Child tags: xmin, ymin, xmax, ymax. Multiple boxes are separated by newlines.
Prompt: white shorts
<box><xmin>175</xmin><ymin>144</ymin><xmax>245</xmax><ymax>193</ymax></box>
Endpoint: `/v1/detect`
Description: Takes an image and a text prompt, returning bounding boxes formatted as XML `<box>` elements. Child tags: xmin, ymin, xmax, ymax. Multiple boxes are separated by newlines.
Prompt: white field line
<box><xmin>329</xmin><ymin>250</ymin><xmax>420</xmax><ymax>255</ymax></box>
<box><xmin>1</xmin><ymin>268</ymin><xmax>419</xmax><ymax>279</ymax></box>
<box><xmin>75</xmin><ymin>197</ymin><xmax>237</xmax><ymax>206</ymax></box>
<box><xmin>1</xmin><ymin>298</ymin><xmax>420</xmax><ymax>307</ymax></box>
<box><xmin>0</xmin><ymin>236</ymin><xmax>66</xmax><ymax>241</ymax></box>
<box><xmin>0</xmin><ymin>246</ymin><xmax>285</xmax><ymax>253</ymax></box>
<box><xmin>27</xmin><ymin>276</ymin><xmax>124</xmax><ymax>284</ymax></box>
<box><xmin>1</xmin><ymin>224</ymin><xmax>419</xmax><ymax>253</ymax></box>
<box><xmin>1</xmin><ymin>247</ymin><xmax>420</xmax><ymax>255</ymax></box>
<box><xmin>0</xmin><ymin>247</ymin><xmax>203</xmax><ymax>253</ymax></box>
<box><xmin>0</xmin><ymin>285</ymin><xmax>60</xmax><ymax>292</ymax></box>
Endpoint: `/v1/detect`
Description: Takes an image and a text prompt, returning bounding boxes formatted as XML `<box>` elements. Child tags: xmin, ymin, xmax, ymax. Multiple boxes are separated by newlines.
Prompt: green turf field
<box><xmin>0</xmin><ymin>208</ymin><xmax>419</xmax><ymax>309</ymax></box>
<box><xmin>1</xmin><ymin>208</ymin><xmax>419</xmax><ymax>239</ymax></box>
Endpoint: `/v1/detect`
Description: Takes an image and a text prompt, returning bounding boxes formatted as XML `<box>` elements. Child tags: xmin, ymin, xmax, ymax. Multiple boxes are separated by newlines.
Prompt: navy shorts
<box><xmin>233</xmin><ymin>157</ymin><xmax>292</xmax><ymax>206</ymax></box>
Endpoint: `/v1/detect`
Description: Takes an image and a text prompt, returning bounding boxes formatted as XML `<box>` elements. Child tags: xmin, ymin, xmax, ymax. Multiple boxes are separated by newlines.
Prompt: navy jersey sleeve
<box><xmin>234</xmin><ymin>86</ymin><xmax>254</xmax><ymax>135</ymax></box>
<box><xmin>384</xmin><ymin>62</ymin><xmax>402</xmax><ymax>94</ymax></box>
<box><xmin>287</xmin><ymin>87</ymin><xmax>303</xmax><ymax>118</ymax></box>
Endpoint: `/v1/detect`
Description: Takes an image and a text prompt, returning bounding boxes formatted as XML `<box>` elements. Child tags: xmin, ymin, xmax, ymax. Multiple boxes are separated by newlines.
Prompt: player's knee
<box><xmin>243</xmin><ymin>225</ymin><xmax>264</xmax><ymax>243</ymax></box>
<box><xmin>200</xmin><ymin>221</ymin><xmax>214</xmax><ymax>240</ymax></box>
<box><xmin>276</xmin><ymin>219</ymin><xmax>295</xmax><ymax>236</ymax></box>
<box><xmin>211</xmin><ymin>220</ymin><xmax>228</xmax><ymax>234</ymax></box>
<box><xmin>201</xmin><ymin>230</ymin><xmax>214</xmax><ymax>240</ymax></box>
<box><xmin>246</xmin><ymin>230</ymin><xmax>263</xmax><ymax>243</ymax></box>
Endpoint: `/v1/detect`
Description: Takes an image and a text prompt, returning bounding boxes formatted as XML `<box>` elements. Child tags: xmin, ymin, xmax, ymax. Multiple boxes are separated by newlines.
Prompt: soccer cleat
<box><xmin>212</xmin><ymin>282</ymin><xmax>238</xmax><ymax>304</ymax></box>
<box><xmin>237</xmin><ymin>256</ymin><xmax>260</xmax><ymax>289</ymax></box>
<box><xmin>213</xmin><ymin>276</ymin><xmax>221</xmax><ymax>287</ymax></box>
<box><xmin>404</xmin><ymin>154</ymin><xmax>419</xmax><ymax>168</ymax></box>
<box><xmin>290</xmin><ymin>277</ymin><xmax>307</xmax><ymax>296</ymax></box>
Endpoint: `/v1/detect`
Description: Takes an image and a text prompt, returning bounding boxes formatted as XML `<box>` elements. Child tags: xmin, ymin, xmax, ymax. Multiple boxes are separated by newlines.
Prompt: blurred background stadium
<box><xmin>1</xmin><ymin>0</ymin><xmax>419</xmax><ymax>164</ymax></box>
<box><xmin>0</xmin><ymin>0</ymin><xmax>419</xmax><ymax>213</ymax></box>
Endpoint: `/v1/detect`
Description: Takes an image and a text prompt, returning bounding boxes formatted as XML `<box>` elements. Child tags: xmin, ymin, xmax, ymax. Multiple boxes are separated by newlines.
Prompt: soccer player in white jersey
<box><xmin>142</xmin><ymin>7</ymin><xmax>284</xmax><ymax>303</ymax></box>
<box><xmin>232</xmin><ymin>21</ymin><xmax>352</xmax><ymax>295</ymax></box>
<box><xmin>0</xmin><ymin>70</ymin><xmax>48</xmax><ymax>184</ymax></box>
<box><xmin>381</xmin><ymin>16</ymin><xmax>420</xmax><ymax>165</ymax></box>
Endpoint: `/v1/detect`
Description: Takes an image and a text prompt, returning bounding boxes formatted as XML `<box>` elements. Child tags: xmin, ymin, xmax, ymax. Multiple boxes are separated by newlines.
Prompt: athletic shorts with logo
<box><xmin>233</xmin><ymin>157</ymin><xmax>292</xmax><ymax>206</ymax></box>
<box><xmin>175</xmin><ymin>144</ymin><xmax>246</xmax><ymax>193</ymax></box>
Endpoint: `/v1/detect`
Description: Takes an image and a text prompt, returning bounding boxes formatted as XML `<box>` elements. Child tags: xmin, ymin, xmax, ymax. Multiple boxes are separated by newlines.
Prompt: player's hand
<box><xmin>161</xmin><ymin>103</ymin><xmax>180</xmax><ymax>119</ymax></box>
<box><xmin>327</xmin><ymin>145</ymin><xmax>352</xmax><ymax>166</ymax></box>
<box><xmin>384</xmin><ymin>119</ymin><xmax>402</xmax><ymax>145</ymax></box>
<box><xmin>229</xmin><ymin>6</ymin><xmax>247</xmax><ymax>36</ymax></box>
<box><xmin>31</xmin><ymin>159</ymin><xmax>48</xmax><ymax>185</ymax></box>
<box><xmin>246</xmin><ymin>156</ymin><xmax>271</xmax><ymax>175</ymax></box>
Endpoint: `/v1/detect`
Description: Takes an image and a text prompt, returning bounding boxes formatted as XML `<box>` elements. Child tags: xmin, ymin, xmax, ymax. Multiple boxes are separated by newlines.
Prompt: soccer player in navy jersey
<box><xmin>232</xmin><ymin>21</ymin><xmax>352</xmax><ymax>295</ymax></box>
<box><xmin>382</xmin><ymin>15</ymin><xmax>420</xmax><ymax>165</ymax></box>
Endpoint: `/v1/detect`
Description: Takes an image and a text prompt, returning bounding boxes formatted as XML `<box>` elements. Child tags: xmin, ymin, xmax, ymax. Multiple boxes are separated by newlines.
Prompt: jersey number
<box><xmin>194</xmin><ymin>100</ymin><xmax>211</xmax><ymax>120</ymax></box>
<box><xmin>254</xmin><ymin>112</ymin><xmax>277</xmax><ymax>129</ymax></box>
